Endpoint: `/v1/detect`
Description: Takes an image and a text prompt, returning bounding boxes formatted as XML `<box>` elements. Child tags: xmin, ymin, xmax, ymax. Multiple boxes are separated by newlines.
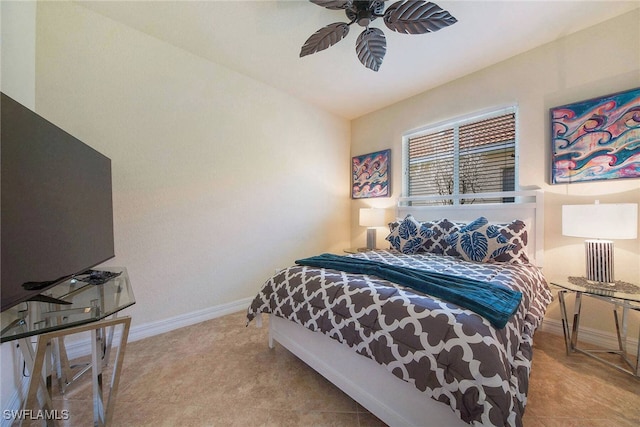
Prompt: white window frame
<box><xmin>401</xmin><ymin>105</ymin><xmax>519</xmax><ymax>203</ymax></box>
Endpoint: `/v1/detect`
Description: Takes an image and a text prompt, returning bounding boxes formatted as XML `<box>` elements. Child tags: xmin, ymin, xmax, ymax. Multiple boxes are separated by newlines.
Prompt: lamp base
<box><xmin>366</xmin><ymin>228</ymin><xmax>377</xmax><ymax>250</ymax></box>
<box><xmin>585</xmin><ymin>239</ymin><xmax>614</xmax><ymax>284</ymax></box>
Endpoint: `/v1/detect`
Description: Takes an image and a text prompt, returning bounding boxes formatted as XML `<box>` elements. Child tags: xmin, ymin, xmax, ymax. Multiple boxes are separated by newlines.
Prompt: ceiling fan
<box><xmin>300</xmin><ymin>0</ymin><xmax>457</xmax><ymax>72</ymax></box>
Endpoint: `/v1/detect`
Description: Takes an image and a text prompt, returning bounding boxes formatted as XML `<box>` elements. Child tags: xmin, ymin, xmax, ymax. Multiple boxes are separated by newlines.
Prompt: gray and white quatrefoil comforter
<box><xmin>247</xmin><ymin>250</ymin><xmax>552</xmax><ymax>427</ymax></box>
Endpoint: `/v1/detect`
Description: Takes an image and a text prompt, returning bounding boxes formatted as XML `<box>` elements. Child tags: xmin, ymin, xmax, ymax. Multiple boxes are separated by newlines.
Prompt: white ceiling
<box><xmin>77</xmin><ymin>1</ymin><xmax>640</xmax><ymax>119</ymax></box>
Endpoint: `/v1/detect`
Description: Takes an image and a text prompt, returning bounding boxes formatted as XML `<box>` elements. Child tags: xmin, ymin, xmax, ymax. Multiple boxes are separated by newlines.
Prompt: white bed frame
<box><xmin>266</xmin><ymin>190</ymin><xmax>544</xmax><ymax>426</ymax></box>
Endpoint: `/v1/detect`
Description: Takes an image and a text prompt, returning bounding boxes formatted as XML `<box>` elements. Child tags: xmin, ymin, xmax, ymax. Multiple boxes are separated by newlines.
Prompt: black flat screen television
<box><xmin>1</xmin><ymin>93</ymin><xmax>115</xmax><ymax>312</ymax></box>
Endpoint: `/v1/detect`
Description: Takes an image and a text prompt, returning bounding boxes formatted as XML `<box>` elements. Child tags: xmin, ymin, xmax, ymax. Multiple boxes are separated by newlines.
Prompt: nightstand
<box><xmin>552</xmin><ymin>277</ymin><xmax>640</xmax><ymax>377</ymax></box>
<box><xmin>343</xmin><ymin>248</ymin><xmax>373</xmax><ymax>254</ymax></box>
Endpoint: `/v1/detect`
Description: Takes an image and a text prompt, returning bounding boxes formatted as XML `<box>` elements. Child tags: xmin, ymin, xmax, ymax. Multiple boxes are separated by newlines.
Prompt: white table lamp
<box><xmin>359</xmin><ymin>208</ymin><xmax>386</xmax><ymax>250</ymax></box>
<box><xmin>562</xmin><ymin>202</ymin><xmax>638</xmax><ymax>283</ymax></box>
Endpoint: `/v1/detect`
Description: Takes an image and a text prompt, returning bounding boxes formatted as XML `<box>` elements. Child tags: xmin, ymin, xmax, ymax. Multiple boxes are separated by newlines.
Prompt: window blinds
<box><xmin>407</xmin><ymin>110</ymin><xmax>516</xmax><ymax>204</ymax></box>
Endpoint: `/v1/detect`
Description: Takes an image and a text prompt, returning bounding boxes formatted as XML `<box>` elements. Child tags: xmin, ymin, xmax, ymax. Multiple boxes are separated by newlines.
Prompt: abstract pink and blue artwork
<box><xmin>352</xmin><ymin>149</ymin><xmax>390</xmax><ymax>198</ymax></box>
<box><xmin>551</xmin><ymin>87</ymin><xmax>640</xmax><ymax>184</ymax></box>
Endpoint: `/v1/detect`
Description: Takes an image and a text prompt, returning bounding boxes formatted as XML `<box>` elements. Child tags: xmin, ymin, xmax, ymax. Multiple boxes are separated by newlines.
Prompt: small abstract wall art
<box><xmin>551</xmin><ymin>87</ymin><xmax>640</xmax><ymax>184</ymax></box>
<box><xmin>352</xmin><ymin>149</ymin><xmax>390</xmax><ymax>198</ymax></box>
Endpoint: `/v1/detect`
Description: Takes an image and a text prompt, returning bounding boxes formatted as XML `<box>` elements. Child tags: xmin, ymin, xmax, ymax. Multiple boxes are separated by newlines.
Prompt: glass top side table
<box><xmin>1</xmin><ymin>267</ymin><xmax>135</xmax><ymax>343</ymax></box>
<box><xmin>0</xmin><ymin>267</ymin><xmax>135</xmax><ymax>426</ymax></box>
<box><xmin>552</xmin><ymin>276</ymin><xmax>640</xmax><ymax>378</ymax></box>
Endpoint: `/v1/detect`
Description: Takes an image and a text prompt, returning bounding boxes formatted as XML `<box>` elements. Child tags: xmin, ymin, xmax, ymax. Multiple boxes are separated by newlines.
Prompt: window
<box><xmin>403</xmin><ymin>107</ymin><xmax>517</xmax><ymax>205</ymax></box>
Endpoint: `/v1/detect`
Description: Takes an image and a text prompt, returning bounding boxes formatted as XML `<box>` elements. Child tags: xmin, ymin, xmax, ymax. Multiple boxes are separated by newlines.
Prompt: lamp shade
<box><xmin>359</xmin><ymin>208</ymin><xmax>386</xmax><ymax>228</ymax></box>
<box><xmin>562</xmin><ymin>203</ymin><xmax>638</xmax><ymax>240</ymax></box>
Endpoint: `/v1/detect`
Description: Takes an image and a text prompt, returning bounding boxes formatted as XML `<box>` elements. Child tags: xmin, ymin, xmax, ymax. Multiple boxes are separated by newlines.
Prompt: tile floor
<box><xmin>28</xmin><ymin>311</ymin><xmax>640</xmax><ymax>426</ymax></box>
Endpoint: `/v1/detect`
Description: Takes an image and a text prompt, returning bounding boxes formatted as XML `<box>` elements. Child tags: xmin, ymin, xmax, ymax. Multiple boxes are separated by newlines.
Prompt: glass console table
<box><xmin>553</xmin><ymin>276</ymin><xmax>640</xmax><ymax>378</ymax></box>
<box><xmin>0</xmin><ymin>267</ymin><xmax>135</xmax><ymax>426</ymax></box>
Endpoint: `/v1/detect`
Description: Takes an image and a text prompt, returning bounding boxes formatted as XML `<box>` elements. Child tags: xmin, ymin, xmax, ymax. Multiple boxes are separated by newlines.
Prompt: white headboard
<box><xmin>397</xmin><ymin>190</ymin><xmax>544</xmax><ymax>268</ymax></box>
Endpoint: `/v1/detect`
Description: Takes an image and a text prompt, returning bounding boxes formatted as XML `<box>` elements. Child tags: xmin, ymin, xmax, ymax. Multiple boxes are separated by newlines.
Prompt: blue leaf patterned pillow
<box><xmin>385</xmin><ymin>215</ymin><xmax>435</xmax><ymax>254</ymax></box>
<box><xmin>445</xmin><ymin>217</ymin><xmax>516</xmax><ymax>263</ymax></box>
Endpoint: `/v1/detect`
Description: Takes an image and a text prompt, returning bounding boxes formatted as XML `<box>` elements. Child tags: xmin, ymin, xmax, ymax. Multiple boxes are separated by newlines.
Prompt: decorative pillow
<box><xmin>421</xmin><ymin>218</ymin><xmax>464</xmax><ymax>255</ymax></box>
<box><xmin>492</xmin><ymin>219</ymin><xmax>529</xmax><ymax>263</ymax></box>
<box><xmin>444</xmin><ymin>217</ymin><xmax>517</xmax><ymax>263</ymax></box>
<box><xmin>385</xmin><ymin>215</ymin><xmax>435</xmax><ymax>254</ymax></box>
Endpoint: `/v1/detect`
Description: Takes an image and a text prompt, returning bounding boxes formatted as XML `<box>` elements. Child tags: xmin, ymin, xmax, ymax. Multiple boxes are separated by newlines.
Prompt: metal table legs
<box><xmin>18</xmin><ymin>316</ymin><xmax>131</xmax><ymax>426</ymax></box>
<box><xmin>557</xmin><ymin>290</ymin><xmax>639</xmax><ymax>378</ymax></box>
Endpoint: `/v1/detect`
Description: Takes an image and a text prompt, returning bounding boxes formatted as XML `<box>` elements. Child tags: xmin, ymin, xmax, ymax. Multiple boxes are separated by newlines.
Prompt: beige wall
<box><xmin>34</xmin><ymin>1</ymin><xmax>351</xmax><ymax>327</ymax></box>
<box><xmin>0</xmin><ymin>0</ymin><xmax>36</xmax><ymax>108</ymax></box>
<box><xmin>351</xmin><ymin>10</ymin><xmax>640</xmax><ymax>334</ymax></box>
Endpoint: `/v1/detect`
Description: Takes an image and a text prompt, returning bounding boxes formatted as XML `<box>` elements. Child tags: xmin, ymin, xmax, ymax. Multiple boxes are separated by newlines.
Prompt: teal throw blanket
<box><xmin>295</xmin><ymin>253</ymin><xmax>521</xmax><ymax>329</ymax></box>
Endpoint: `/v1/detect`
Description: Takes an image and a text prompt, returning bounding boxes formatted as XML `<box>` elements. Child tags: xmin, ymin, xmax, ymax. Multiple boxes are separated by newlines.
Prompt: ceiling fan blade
<box><xmin>383</xmin><ymin>1</ymin><xmax>457</xmax><ymax>34</ymax></box>
<box><xmin>300</xmin><ymin>23</ymin><xmax>351</xmax><ymax>57</ymax></box>
<box><xmin>355</xmin><ymin>27</ymin><xmax>386</xmax><ymax>72</ymax></box>
<box><xmin>309</xmin><ymin>0</ymin><xmax>353</xmax><ymax>10</ymax></box>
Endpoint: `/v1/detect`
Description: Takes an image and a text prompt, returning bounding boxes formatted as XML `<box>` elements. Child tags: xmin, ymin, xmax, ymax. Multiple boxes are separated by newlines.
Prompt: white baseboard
<box><xmin>63</xmin><ymin>296</ymin><xmax>253</xmax><ymax>360</ymax></box>
<box><xmin>539</xmin><ymin>318</ymin><xmax>639</xmax><ymax>356</ymax></box>
<box><xmin>62</xmin><ymin>305</ymin><xmax>636</xmax><ymax>362</ymax></box>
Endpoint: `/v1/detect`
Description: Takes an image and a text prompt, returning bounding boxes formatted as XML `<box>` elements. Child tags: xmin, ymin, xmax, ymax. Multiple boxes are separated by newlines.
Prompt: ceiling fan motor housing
<box><xmin>346</xmin><ymin>1</ymin><xmax>385</xmax><ymax>27</ymax></box>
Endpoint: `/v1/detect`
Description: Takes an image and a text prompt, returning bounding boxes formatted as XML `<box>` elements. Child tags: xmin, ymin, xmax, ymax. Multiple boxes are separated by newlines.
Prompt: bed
<box><xmin>247</xmin><ymin>191</ymin><xmax>551</xmax><ymax>427</ymax></box>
